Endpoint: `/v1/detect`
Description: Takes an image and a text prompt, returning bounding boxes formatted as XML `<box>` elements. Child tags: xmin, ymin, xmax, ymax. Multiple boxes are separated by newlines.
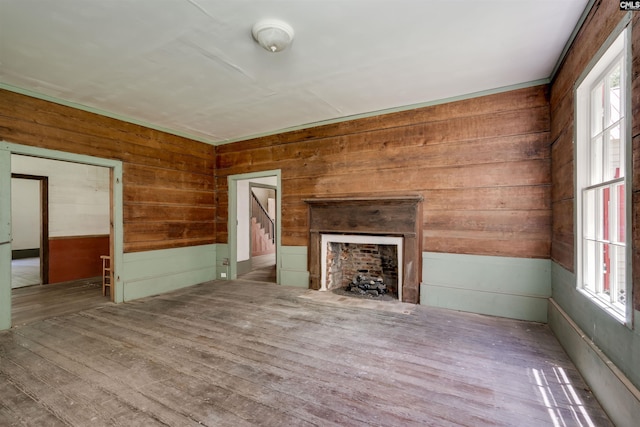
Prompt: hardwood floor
<box><xmin>0</xmin><ymin>280</ymin><xmax>612</xmax><ymax>426</ymax></box>
<box><xmin>238</xmin><ymin>253</ymin><xmax>276</xmax><ymax>283</ymax></box>
<box><xmin>11</xmin><ymin>277</ymin><xmax>112</xmax><ymax>327</ymax></box>
<box><xmin>11</xmin><ymin>257</ymin><xmax>40</xmax><ymax>289</ymax></box>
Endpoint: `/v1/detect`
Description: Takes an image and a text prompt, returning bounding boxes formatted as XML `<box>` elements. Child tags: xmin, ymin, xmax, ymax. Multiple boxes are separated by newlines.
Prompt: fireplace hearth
<box><xmin>304</xmin><ymin>195</ymin><xmax>423</xmax><ymax>304</ymax></box>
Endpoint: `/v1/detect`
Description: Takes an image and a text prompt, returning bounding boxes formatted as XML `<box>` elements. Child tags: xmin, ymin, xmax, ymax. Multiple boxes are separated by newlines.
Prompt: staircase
<box><xmin>251</xmin><ymin>191</ymin><xmax>275</xmax><ymax>256</ymax></box>
<box><xmin>251</xmin><ymin>217</ymin><xmax>275</xmax><ymax>256</ymax></box>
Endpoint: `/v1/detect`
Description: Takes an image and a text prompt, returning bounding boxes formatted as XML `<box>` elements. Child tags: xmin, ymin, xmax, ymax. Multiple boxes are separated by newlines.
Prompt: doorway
<box><xmin>238</xmin><ymin>182</ymin><xmax>277</xmax><ymax>283</ymax></box>
<box><xmin>0</xmin><ymin>142</ymin><xmax>124</xmax><ymax>331</ymax></box>
<box><xmin>10</xmin><ymin>173</ymin><xmax>48</xmax><ymax>288</ymax></box>
<box><xmin>10</xmin><ymin>155</ymin><xmax>112</xmax><ymax>326</ymax></box>
<box><xmin>228</xmin><ymin>170</ymin><xmax>281</xmax><ymax>284</ymax></box>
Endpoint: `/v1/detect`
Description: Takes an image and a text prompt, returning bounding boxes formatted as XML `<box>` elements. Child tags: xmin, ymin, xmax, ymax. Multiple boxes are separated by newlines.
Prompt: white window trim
<box><xmin>574</xmin><ymin>24</ymin><xmax>633</xmax><ymax>327</ymax></box>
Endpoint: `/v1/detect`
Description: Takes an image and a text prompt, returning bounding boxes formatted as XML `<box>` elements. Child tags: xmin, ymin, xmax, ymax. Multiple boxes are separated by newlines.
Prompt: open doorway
<box><xmin>9</xmin><ymin>154</ymin><xmax>113</xmax><ymax>326</ymax></box>
<box><xmin>228</xmin><ymin>170</ymin><xmax>281</xmax><ymax>284</ymax></box>
<box><xmin>10</xmin><ymin>173</ymin><xmax>48</xmax><ymax>288</ymax></box>
<box><xmin>238</xmin><ymin>182</ymin><xmax>277</xmax><ymax>283</ymax></box>
<box><xmin>1</xmin><ymin>143</ymin><xmax>123</xmax><ymax>331</ymax></box>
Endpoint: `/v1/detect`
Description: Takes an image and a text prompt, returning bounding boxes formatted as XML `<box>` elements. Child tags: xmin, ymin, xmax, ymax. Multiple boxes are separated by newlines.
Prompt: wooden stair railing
<box><xmin>250</xmin><ymin>191</ymin><xmax>275</xmax><ymax>244</ymax></box>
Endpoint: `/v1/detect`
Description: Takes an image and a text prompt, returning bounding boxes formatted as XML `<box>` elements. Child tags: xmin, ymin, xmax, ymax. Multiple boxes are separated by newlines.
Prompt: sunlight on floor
<box><xmin>531</xmin><ymin>366</ymin><xmax>596</xmax><ymax>427</ymax></box>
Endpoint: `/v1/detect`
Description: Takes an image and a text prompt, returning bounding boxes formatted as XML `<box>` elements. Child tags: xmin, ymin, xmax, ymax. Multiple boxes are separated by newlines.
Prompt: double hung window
<box><xmin>575</xmin><ymin>29</ymin><xmax>629</xmax><ymax>321</ymax></box>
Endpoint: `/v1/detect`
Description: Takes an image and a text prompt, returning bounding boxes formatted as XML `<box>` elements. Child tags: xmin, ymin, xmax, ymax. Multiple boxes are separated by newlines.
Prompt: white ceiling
<box><xmin>0</xmin><ymin>0</ymin><xmax>589</xmax><ymax>145</ymax></box>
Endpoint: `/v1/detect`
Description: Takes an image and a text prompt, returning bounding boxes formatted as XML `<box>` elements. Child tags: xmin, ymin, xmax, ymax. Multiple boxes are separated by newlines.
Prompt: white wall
<box><xmin>11</xmin><ymin>155</ymin><xmax>109</xmax><ymax>237</ymax></box>
<box><xmin>237</xmin><ymin>180</ymin><xmax>250</xmax><ymax>262</ymax></box>
<box><xmin>252</xmin><ymin>186</ymin><xmax>276</xmax><ymax>218</ymax></box>
<box><xmin>267</xmin><ymin>197</ymin><xmax>275</xmax><ymax>219</ymax></box>
<box><xmin>10</xmin><ymin>178</ymin><xmax>40</xmax><ymax>250</ymax></box>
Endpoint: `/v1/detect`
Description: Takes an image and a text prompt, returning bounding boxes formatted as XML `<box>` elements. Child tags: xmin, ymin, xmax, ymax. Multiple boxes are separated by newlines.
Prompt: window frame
<box><xmin>574</xmin><ymin>25</ymin><xmax>632</xmax><ymax>326</ymax></box>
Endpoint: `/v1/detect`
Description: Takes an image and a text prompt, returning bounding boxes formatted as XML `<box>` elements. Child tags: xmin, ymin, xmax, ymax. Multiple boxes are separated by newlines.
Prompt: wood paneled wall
<box><xmin>48</xmin><ymin>235</ymin><xmax>110</xmax><ymax>283</ymax></box>
<box><xmin>0</xmin><ymin>90</ymin><xmax>216</xmax><ymax>253</ymax></box>
<box><xmin>634</xmin><ymin>15</ymin><xmax>640</xmax><ymax>312</ymax></box>
<box><xmin>217</xmin><ymin>85</ymin><xmax>551</xmax><ymax>259</ymax></box>
<box><xmin>550</xmin><ymin>3</ymin><xmax>640</xmax><ymax>310</ymax></box>
<box><xmin>549</xmin><ymin>1</ymin><xmax>625</xmax><ymax>272</ymax></box>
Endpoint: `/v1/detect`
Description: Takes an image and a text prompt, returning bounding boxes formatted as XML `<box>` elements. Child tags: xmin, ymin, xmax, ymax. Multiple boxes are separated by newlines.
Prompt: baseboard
<box><xmin>237</xmin><ymin>259</ymin><xmax>251</xmax><ymax>275</ymax></box>
<box><xmin>548</xmin><ymin>298</ymin><xmax>640</xmax><ymax>426</ymax></box>
<box><xmin>11</xmin><ymin>248</ymin><xmax>39</xmax><ymax>259</ymax></box>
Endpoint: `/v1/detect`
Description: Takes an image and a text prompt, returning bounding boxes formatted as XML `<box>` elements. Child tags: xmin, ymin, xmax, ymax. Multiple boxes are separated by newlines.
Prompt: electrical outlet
<box><xmin>221</xmin><ymin>272</ymin><xmax>227</xmax><ymax>278</ymax></box>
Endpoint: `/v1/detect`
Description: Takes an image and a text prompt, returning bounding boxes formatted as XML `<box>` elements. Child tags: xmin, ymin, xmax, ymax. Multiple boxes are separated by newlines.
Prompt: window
<box><xmin>576</xmin><ymin>29</ymin><xmax>630</xmax><ymax>321</ymax></box>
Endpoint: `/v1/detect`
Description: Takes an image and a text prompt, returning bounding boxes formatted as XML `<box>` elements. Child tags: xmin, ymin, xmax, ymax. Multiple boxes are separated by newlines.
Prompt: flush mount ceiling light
<box><xmin>251</xmin><ymin>19</ymin><xmax>294</xmax><ymax>53</ymax></box>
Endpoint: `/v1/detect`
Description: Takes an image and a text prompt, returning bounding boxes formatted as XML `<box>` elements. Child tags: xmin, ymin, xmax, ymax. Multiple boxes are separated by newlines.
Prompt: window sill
<box><xmin>577</xmin><ymin>287</ymin><xmax>627</xmax><ymax>326</ymax></box>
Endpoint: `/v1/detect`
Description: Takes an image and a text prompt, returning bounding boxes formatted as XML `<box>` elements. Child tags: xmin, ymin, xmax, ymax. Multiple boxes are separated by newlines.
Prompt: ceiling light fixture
<box><xmin>251</xmin><ymin>19</ymin><xmax>294</xmax><ymax>53</ymax></box>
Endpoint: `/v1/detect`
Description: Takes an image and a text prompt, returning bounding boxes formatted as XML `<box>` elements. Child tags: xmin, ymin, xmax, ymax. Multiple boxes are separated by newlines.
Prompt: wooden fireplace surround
<box><xmin>304</xmin><ymin>195</ymin><xmax>423</xmax><ymax>303</ymax></box>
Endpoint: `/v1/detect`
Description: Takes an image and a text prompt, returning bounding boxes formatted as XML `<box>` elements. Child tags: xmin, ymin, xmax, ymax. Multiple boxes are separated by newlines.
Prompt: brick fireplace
<box><xmin>304</xmin><ymin>195</ymin><xmax>423</xmax><ymax>303</ymax></box>
<box><xmin>323</xmin><ymin>234</ymin><xmax>402</xmax><ymax>299</ymax></box>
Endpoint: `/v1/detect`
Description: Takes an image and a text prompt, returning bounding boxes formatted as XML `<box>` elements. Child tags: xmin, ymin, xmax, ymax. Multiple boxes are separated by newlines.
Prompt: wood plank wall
<box><xmin>0</xmin><ymin>90</ymin><xmax>216</xmax><ymax>253</ymax></box>
<box><xmin>634</xmin><ymin>14</ymin><xmax>640</xmax><ymax>312</ymax></box>
<box><xmin>217</xmin><ymin>85</ymin><xmax>551</xmax><ymax>260</ymax></box>
<box><xmin>549</xmin><ymin>3</ymin><xmax>640</xmax><ymax>310</ymax></box>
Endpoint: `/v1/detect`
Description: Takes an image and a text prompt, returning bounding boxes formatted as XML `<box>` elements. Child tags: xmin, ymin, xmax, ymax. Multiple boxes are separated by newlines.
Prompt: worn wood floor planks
<box><xmin>11</xmin><ymin>278</ymin><xmax>111</xmax><ymax>327</ymax></box>
<box><xmin>1</xmin><ymin>280</ymin><xmax>613</xmax><ymax>426</ymax></box>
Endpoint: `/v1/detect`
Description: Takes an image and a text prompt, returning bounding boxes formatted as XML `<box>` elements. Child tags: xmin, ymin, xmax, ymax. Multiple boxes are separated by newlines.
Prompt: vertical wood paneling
<box><xmin>48</xmin><ymin>235</ymin><xmax>110</xmax><ymax>283</ymax></box>
<box><xmin>217</xmin><ymin>85</ymin><xmax>551</xmax><ymax>260</ymax></box>
<box><xmin>0</xmin><ymin>90</ymin><xmax>216</xmax><ymax>253</ymax></box>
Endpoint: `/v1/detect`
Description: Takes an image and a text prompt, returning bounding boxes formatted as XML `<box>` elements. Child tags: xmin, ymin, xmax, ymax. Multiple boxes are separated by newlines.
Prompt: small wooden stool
<box><xmin>100</xmin><ymin>255</ymin><xmax>112</xmax><ymax>297</ymax></box>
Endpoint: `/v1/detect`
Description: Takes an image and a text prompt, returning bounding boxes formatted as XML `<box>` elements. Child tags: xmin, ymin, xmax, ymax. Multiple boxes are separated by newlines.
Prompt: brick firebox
<box><xmin>323</xmin><ymin>234</ymin><xmax>402</xmax><ymax>298</ymax></box>
<box><xmin>304</xmin><ymin>195</ymin><xmax>423</xmax><ymax>304</ymax></box>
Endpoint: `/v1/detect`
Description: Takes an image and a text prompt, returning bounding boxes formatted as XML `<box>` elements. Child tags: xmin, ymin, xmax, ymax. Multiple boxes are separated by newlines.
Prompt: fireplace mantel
<box><xmin>304</xmin><ymin>195</ymin><xmax>423</xmax><ymax>303</ymax></box>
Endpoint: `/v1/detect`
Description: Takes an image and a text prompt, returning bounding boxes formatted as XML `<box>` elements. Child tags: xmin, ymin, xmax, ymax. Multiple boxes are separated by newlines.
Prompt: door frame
<box><xmin>11</xmin><ymin>173</ymin><xmax>49</xmax><ymax>285</ymax></box>
<box><xmin>0</xmin><ymin>141</ymin><xmax>124</xmax><ymax>330</ymax></box>
<box><xmin>0</xmin><ymin>150</ymin><xmax>11</xmax><ymax>329</ymax></box>
<box><xmin>227</xmin><ymin>170</ymin><xmax>281</xmax><ymax>283</ymax></box>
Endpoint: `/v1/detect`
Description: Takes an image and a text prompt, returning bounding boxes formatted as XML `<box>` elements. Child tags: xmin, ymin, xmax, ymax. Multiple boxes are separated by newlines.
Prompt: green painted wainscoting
<box><xmin>549</xmin><ymin>262</ymin><xmax>640</xmax><ymax>426</ymax></box>
<box><xmin>214</xmin><ymin>244</ymin><xmax>308</xmax><ymax>287</ymax></box>
<box><xmin>420</xmin><ymin>252</ymin><xmax>551</xmax><ymax>322</ymax></box>
<box><xmin>280</xmin><ymin>245</ymin><xmax>309</xmax><ymax>288</ymax></box>
<box><xmin>215</xmin><ymin>244</ymin><xmax>230</xmax><ymax>280</ymax></box>
<box><xmin>122</xmin><ymin>244</ymin><xmax>217</xmax><ymax>301</ymax></box>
